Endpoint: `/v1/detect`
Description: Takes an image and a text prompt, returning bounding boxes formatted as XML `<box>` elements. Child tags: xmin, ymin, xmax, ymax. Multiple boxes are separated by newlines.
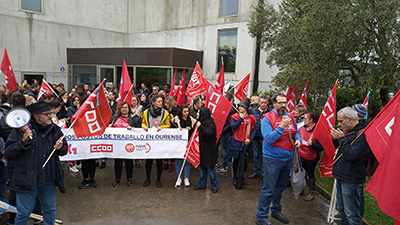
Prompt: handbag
<box><xmin>290</xmin><ymin>147</ymin><xmax>306</xmax><ymax>200</ymax></box>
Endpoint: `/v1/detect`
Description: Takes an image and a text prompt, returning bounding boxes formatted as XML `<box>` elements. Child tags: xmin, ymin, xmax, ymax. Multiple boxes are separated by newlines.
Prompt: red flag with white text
<box><xmin>176</xmin><ymin>69</ymin><xmax>186</xmax><ymax>106</ymax></box>
<box><xmin>234</xmin><ymin>73</ymin><xmax>250</xmax><ymax>101</ymax></box>
<box><xmin>186</xmin><ymin>62</ymin><xmax>207</xmax><ymax>99</ymax></box>
<box><xmin>117</xmin><ymin>60</ymin><xmax>132</xmax><ymax>106</ymax></box>
<box><xmin>286</xmin><ymin>85</ymin><xmax>297</xmax><ymax>114</ymax></box>
<box><xmin>366</xmin><ymin>103</ymin><xmax>400</xmax><ymax>224</ymax></box>
<box><xmin>313</xmin><ymin>80</ymin><xmax>338</xmax><ymax>177</ymax></box>
<box><xmin>0</xmin><ymin>49</ymin><xmax>18</xmax><ymax>91</ymax></box>
<box><xmin>205</xmin><ymin>82</ymin><xmax>232</xmax><ymax>141</ymax></box>
<box><xmin>169</xmin><ymin>69</ymin><xmax>177</xmax><ymax>97</ymax></box>
<box><xmin>37</xmin><ymin>79</ymin><xmax>57</xmax><ymax>100</ymax></box>
<box><xmin>215</xmin><ymin>65</ymin><xmax>224</xmax><ymax>94</ymax></box>
<box><xmin>185</xmin><ymin>127</ymin><xmax>200</xmax><ymax>168</ymax></box>
<box><xmin>299</xmin><ymin>78</ymin><xmax>309</xmax><ymax>108</ymax></box>
<box><xmin>364</xmin><ymin>90</ymin><xmax>400</xmax><ymax>162</ymax></box>
<box><xmin>72</xmin><ymin>79</ymin><xmax>112</xmax><ymax>138</ymax></box>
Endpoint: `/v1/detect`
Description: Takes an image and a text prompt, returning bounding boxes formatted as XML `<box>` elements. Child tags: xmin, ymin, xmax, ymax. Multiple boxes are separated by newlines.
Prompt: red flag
<box><xmin>364</xmin><ymin>90</ymin><xmax>400</xmax><ymax>162</ymax></box>
<box><xmin>286</xmin><ymin>85</ymin><xmax>297</xmax><ymax>114</ymax></box>
<box><xmin>362</xmin><ymin>92</ymin><xmax>370</xmax><ymax>119</ymax></box>
<box><xmin>215</xmin><ymin>65</ymin><xmax>224</xmax><ymax>94</ymax></box>
<box><xmin>185</xmin><ymin>62</ymin><xmax>207</xmax><ymax>99</ymax></box>
<box><xmin>37</xmin><ymin>79</ymin><xmax>57</xmax><ymax>100</ymax></box>
<box><xmin>123</xmin><ymin>84</ymin><xmax>134</xmax><ymax>107</ymax></box>
<box><xmin>72</xmin><ymin>79</ymin><xmax>112</xmax><ymax>138</ymax></box>
<box><xmin>117</xmin><ymin>60</ymin><xmax>132</xmax><ymax>106</ymax></box>
<box><xmin>185</xmin><ymin>127</ymin><xmax>200</xmax><ymax>168</ymax></box>
<box><xmin>366</xmin><ymin>103</ymin><xmax>400</xmax><ymax>223</ymax></box>
<box><xmin>169</xmin><ymin>69</ymin><xmax>177</xmax><ymax>97</ymax></box>
<box><xmin>205</xmin><ymin>83</ymin><xmax>232</xmax><ymax>141</ymax></box>
<box><xmin>176</xmin><ymin>69</ymin><xmax>186</xmax><ymax>106</ymax></box>
<box><xmin>299</xmin><ymin>78</ymin><xmax>310</xmax><ymax>108</ymax></box>
<box><xmin>0</xmin><ymin>49</ymin><xmax>18</xmax><ymax>91</ymax></box>
<box><xmin>313</xmin><ymin>80</ymin><xmax>338</xmax><ymax>177</ymax></box>
<box><xmin>234</xmin><ymin>73</ymin><xmax>250</xmax><ymax>101</ymax></box>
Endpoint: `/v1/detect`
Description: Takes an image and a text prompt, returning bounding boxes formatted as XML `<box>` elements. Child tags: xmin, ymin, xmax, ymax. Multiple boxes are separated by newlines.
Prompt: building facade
<box><xmin>0</xmin><ymin>0</ymin><xmax>279</xmax><ymax>94</ymax></box>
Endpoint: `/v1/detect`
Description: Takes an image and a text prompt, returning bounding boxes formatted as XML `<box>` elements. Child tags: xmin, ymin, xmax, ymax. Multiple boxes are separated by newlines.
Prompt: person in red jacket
<box><xmin>298</xmin><ymin>112</ymin><xmax>324</xmax><ymax>201</ymax></box>
<box><xmin>230</xmin><ymin>99</ymin><xmax>256</xmax><ymax>189</ymax></box>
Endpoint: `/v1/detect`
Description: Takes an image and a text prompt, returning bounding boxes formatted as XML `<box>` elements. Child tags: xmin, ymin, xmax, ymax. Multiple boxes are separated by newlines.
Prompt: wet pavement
<box><xmin>2</xmin><ymin>160</ymin><xmax>331</xmax><ymax>225</ymax></box>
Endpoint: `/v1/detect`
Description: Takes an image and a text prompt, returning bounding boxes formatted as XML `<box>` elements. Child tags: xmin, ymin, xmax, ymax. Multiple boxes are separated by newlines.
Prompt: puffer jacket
<box><xmin>5</xmin><ymin>119</ymin><xmax>68</xmax><ymax>193</ymax></box>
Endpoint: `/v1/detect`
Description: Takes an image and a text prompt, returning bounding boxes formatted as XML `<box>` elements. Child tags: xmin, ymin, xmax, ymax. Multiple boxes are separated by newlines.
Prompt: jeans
<box><xmin>256</xmin><ymin>157</ymin><xmax>292</xmax><ymax>221</ymax></box>
<box><xmin>252</xmin><ymin>139</ymin><xmax>263</xmax><ymax>175</ymax></box>
<box><xmin>15</xmin><ymin>183</ymin><xmax>56</xmax><ymax>225</ymax></box>
<box><xmin>198</xmin><ymin>167</ymin><xmax>219</xmax><ymax>189</ymax></box>
<box><xmin>219</xmin><ymin>133</ymin><xmax>231</xmax><ymax>168</ymax></box>
<box><xmin>336</xmin><ymin>179</ymin><xmax>365</xmax><ymax>225</ymax></box>
<box><xmin>176</xmin><ymin>159</ymin><xmax>191</xmax><ymax>178</ymax></box>
<box><xmin>0</xmin><ymin>162</ymin><xmax>7</xmax><ymax>215</ymax></box>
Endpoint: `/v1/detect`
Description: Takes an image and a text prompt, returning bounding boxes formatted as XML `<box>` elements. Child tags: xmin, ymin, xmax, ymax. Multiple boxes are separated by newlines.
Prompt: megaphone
<box><xmin>5</xmin><ymin>107</ymin><xmax>33</xmax><ymax>139</ymax></box>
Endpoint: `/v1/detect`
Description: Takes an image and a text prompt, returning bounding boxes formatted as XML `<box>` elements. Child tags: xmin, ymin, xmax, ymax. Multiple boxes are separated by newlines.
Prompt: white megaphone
<box><xmin>5</xmin><ymin>107</ymin><xmax>33</xmax><ymax>139</ymax></box>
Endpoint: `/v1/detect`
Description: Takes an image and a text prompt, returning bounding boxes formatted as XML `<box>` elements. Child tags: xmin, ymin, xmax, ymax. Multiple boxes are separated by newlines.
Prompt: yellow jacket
<box><xmin>141</xmin><ymin>108</ymin><xmax>171</xmax><ymax>129</ymax></box>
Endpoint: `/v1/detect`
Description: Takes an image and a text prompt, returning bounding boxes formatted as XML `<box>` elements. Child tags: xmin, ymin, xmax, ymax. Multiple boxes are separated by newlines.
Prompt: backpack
<box><xmin>364</xmin><ymin>153</ymin><xmax>379</xmax><ymax>177</ymax></box>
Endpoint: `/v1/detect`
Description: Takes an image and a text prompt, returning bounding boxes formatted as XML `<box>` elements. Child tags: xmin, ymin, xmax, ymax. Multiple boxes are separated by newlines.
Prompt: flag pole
<box><xmin>123</xmin><ymin>84</ymin><xmax>135</xmax><ymax>102</ymax></box>
<box><xmin>42</xmin><ymin>79</ymin><xmax>107</xmax><ymax>168</ymax></box>
<box><xmin>175</xmin><ymin>127</ymin><xmax>197</xmax><ymax>188</ymax></box>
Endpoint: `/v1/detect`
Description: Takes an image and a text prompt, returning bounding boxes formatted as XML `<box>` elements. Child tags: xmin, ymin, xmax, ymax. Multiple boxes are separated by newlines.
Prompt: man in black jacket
<box><xmin>331</xmin><ymin>107</ymin><xmax>372</xmax><ymax>225</ymax></box>
<box><xmin>5</xmin><ymin>101</ymin><xmax>67</xmax><ymax>225</ymax></box>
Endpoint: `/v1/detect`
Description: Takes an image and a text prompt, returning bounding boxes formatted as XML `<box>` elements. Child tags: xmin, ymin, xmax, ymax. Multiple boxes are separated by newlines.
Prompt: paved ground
<box><xmin>2</xmin><ymin>160</ymin><xmax>332</xmax><ymax>225</ymax></box>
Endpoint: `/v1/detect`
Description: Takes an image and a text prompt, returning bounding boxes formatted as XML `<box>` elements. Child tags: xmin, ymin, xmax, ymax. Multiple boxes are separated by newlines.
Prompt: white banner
<box><xmin>60</xmin><ymin>128</ymin><xmax>188</xmax><ymax>161</ymax></box>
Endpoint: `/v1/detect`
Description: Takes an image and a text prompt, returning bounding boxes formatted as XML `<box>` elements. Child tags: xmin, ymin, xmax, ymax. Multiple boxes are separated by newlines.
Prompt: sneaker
<box><xmin>100</xmin><ymin>162</ymin><xmax>106</xmax><ymax>169</ymax></box>
<box><xmin>256</xmin><ymin>219</ymin><xmax>274</xmax><ymax>225</ymax></box>
<box><xmin>304</xmin><ymin>191</ymin><xmax>315</xmax><ymax>201</ymax></box>
<box><xmin>127</xmin><ymin>179</ymin><xmax>133</xmax><ymax>187</ymax></box>
<box><xmin>90</xmin><ymin>178</ymin><xmax>97</xmax><ymax>188</ymax></box>
<box><xmin>75</xmin><ymin>163</ymin><xmax>82</xmax><ymax>169</ymax></box>
<box><xmin>175</xmin><ymin>178</ymin><xmax>182</xmax><ymax>187</ymax></box>
<box><xmin>69</xmin><ymin>165</ymin><xmax>79</xmax><ymax>173</ymax></box>
<box><xmin>31</xmin><ymin>219</ymin><xmax>41</xmax><ymax>224</ymax></box>
<box><xmin>112</xmin><ymin>179</ymin><xmax>120</xmax><ymax>187</ymax></box>
<box><xmin>271</xmin><ymin>213</ymin><xmax>289</xmax><ymax>224</ymax></box>
<box><xmin>217</xmin><ymin>167</ymin><xmax>228</xmax><ymax>173</ymax></box>
<box><xmin>184</xmin><ymin>178</ymin><xmax>190</xmax><ymax>187</ymax></box>
<box><xmin>79</xmin><ymin>179</ymin><xmax>90</xmax><ymax>189</ymax></box>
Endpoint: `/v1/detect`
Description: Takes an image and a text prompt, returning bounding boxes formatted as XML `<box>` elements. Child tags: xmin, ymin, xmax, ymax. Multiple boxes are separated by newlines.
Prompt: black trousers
<box><xmin>114</xmin><ymin>159</ymin><xmax>133</xmax><ymax>180</ymax></box>
<box><xmin>82</xmin><ymin>159</ymin><xmax>96</xmax><ymax>179</ymax></box>
<box><xmin>145</xmin><ymin>159</ymin><xmax>163</xmax><ymax>181</ymax></box>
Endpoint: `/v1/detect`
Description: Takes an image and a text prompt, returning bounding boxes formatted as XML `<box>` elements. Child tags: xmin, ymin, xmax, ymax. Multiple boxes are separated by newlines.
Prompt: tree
<box><xmin>248</xmin><ymin>0</ymin><xmax>400</xmax><ymax>107</ymax></box>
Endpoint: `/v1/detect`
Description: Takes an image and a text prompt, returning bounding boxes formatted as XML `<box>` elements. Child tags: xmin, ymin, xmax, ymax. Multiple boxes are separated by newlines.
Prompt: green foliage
<box><xmin>248</xmin><ymin>0</ymin><xmax>400</xmax><ymax>106</ymax></box>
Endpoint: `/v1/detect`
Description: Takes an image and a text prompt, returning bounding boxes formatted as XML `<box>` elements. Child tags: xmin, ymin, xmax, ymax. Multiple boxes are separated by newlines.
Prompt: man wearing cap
<box><xmin>5</xmin><ymin>101</ymin><xmax>67</xmax><ymax>225</ymax></box>
<box><xmin>230</xmin><ymin>99</ymin><xmax>256</xmax><ymax>189</ymax></box>
<box><xmin>256</xmin><ymin>93</ymin><xmax>301</xmax><ymax>225</ymax></box>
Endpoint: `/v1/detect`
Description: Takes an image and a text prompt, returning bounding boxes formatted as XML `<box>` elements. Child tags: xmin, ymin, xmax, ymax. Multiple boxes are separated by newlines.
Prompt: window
<box><xmin>135</xmin><ymin>67</ymin><xmax>172</xmax><ymax>90</ymax></box>
<box><xmin>220</xmin><ymin>0</ymin><xmax>239</xmax><ymax>17</ymax></box>
<box><xmin>218</xmin><ymin>29</ymin><xmax>237</xmax><ymax>73</ymax></box>
<box><xmin>71</xmin><ymin>65</ymin><xmax>97</xmax><ymax>88</ymax></box>
<box><xmin>20</xmin><ymin>0</ymin><xmax>42</xmax><ymax>13</ymax></box>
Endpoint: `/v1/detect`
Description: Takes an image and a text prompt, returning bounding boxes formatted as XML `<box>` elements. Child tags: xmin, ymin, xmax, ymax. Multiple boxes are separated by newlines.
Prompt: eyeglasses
<box><xmin>39</xmin><ymin>112</ymin><xmax>53</xmax><ymax>117</ymax></box>
<box><xmin>276</xmin><ymin>101</ymin><xmax>287</xmax><ymax>104</ymax></box>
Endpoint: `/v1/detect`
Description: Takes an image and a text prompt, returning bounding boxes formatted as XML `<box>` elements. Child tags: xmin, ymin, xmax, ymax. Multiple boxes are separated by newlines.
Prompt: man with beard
<box><xmin>256</xmin><ymin>93</ymin><xmax>301</xmax><ymax>225</ymax></box>
<box><xmin>5</xmin><ymin>101</ymin><xmax>67</xmax><ymax>225</ymax></box>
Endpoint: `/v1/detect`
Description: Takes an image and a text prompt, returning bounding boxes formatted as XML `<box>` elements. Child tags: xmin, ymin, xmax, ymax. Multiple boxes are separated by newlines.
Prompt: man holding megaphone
<box><xmin>4</xmin><ymin>101</ymin><xmax>67</xmax><ymax>225</ymax></box>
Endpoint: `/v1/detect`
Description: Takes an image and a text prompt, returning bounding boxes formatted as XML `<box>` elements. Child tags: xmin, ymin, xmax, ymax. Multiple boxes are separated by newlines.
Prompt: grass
<box><xmin>316</xmin><ymin>174</ymin><xmax>395</xmax><ymax>225</ymax></box>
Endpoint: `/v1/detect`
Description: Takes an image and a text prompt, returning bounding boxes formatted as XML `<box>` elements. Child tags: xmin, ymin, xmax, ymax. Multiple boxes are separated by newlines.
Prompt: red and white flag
<box><xmin>184</xmin><ymin>127</ymin><xmax>200</xmax><ymax>168</ymax></box>
<box><xmin>169</xmin><ymin>69</ymin><xmax>177</xmax><ymax>97</ymax></box>
<box><xmin>117</xmin><ymin>60</ymin><xmax>132</xmax><ymax>106</ymax></box>
<box><xmin>205</xmin><ymin>81</ymin><xmax>232</xmax><ymax>141</ymax></box>
<box><xmin>299</xmin><ymin>78</ymin><xmax>310</xmax><ymax>108</ymax></box>
<box><xmin>313</xmin><ymin>80</ymin><xmax>338</xmax><ymax>177</ymax></box>
<box><xmin>176</xmin><ymin>69</ymin><xmax>186</xmax><ymax>106</ymax></box>
<box><xmin>186</xmin><ymin>62</ymin><xmax>207</xmax><ymax>99</ymax></box>
<box><xmin>0</xmin><ymin>49</ymin><xmax>18</xmax><ymax>91</ymax></box>
<box><xmin>366</xmin><ymin>103</ymin><xmax>400</xmax><ymax>224</ymax></box>
<box><xmin>234</xmin><ymin>73</ymin><xmax>250</xmax><ymax>101</ymax></box>
<box><xmin>286</xmin><ymin>85</ymin><xmax>297</xmax><ymax>114</ymax></box>
<box><xmin>37</xmin><ymin>79</ymin><xmax>57</xmax><ymax>100</ymax></box>
<box><xmin>71</xmin><ymin>79</ymin><xmax>112</xmax><ymax>138</ymax></box>
<box><xmin>215</xmin><ymin>64</ymin><xmax>224</xmax><ymax>94</ymax></box>
<box><xmin>364</xmin><ymin>90</ymin><xmax>400</xmax><ymax>162</ymax></box>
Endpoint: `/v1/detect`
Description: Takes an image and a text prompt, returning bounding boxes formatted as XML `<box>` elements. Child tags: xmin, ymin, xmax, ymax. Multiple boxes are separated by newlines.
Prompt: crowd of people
<box><xmin>0</xmin><ymin>79</ymin><xmax>373</xmax><ymax>225</ymax></box>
